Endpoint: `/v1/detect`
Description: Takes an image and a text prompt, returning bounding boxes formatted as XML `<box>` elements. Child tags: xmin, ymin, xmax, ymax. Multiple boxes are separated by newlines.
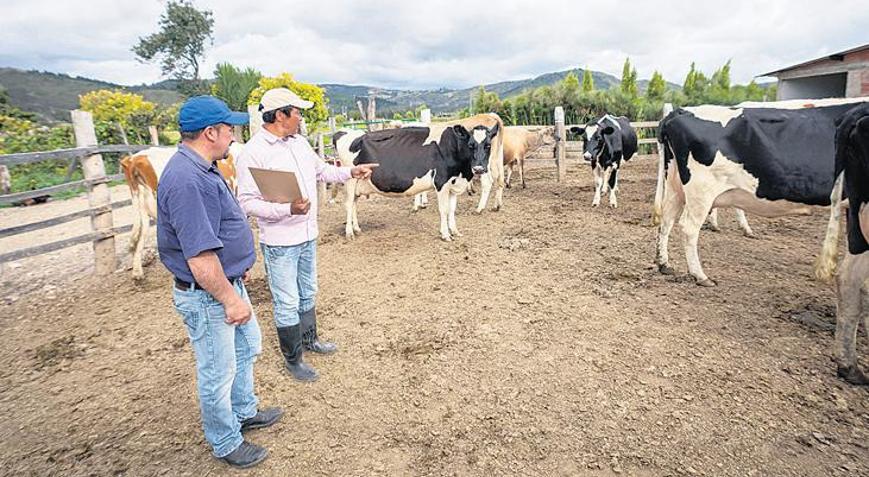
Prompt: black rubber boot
<box><xmin>276</xmin><ymin>325</ymin><xmax>319</xmax><ymax>382</ymax></box>
<box><xmin>300</xmin><ymin>308</ymin><xmax>338</xmax><ymax>355</ymax></box>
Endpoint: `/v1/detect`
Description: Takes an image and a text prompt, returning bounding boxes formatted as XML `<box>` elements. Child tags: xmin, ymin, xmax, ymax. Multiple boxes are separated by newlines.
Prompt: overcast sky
<box><xmin>1</xmin><ymin>0</ymin><xmax>867</xmax><ymax>90</ymax></box>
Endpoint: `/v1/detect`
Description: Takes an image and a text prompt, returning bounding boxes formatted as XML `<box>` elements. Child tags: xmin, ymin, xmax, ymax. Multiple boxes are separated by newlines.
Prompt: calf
<box><xmin>336</xmin><ymin>114</ymin><xmax>504</xmax><ymax>241</ymax></box>
<box><xmin>570</xmin><ymin>115</ymin><xmax>637</xmax><ymax>208</ymax></box>
<box><xmin>120</xmin><ymin>143</ymin><xmax>241</xmax><ymax>280</ymax></box>
<box><xmin>816</xmin><ymin>103</ymin><xmax>869</xmax><ymax>385</ymax></box>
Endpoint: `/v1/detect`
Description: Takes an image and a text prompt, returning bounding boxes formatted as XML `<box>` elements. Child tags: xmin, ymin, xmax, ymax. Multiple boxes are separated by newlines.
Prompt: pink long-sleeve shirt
<box><xmin>236</xmin><ymin>127</ymin><xmax>352</xmax><ymax>246</ymax></box>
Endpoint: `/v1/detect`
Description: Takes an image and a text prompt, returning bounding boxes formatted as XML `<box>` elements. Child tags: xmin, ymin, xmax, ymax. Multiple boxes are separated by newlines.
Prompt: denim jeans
<box><xmin>173</xmin><ymin>280</ymin><xmax>262</xmax><ymax>458</ymax></box>
<box><xmin>261</xmin><ymin>240</ymin><xmax>318</xmax><ymax>327</ymax></box>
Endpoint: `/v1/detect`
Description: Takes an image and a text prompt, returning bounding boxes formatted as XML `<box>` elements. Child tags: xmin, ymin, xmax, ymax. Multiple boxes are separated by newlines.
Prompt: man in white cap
<box><xmin>236</xmin><ymin>88</ymin><xmax>377</xmax><ymax>382</ymax></box>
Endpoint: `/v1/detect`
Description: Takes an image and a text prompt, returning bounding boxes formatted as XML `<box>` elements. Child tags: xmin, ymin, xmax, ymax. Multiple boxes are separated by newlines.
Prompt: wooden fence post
<box><xmin>248</xmin><ymin>104</ymin><xmax>263</xmax><ymax>137</ymax></box>
<box><xmin>71</xmin><ymin>110</ymin><xmax>116</xmax><ymax>275</ymax></box>
<box><xmin>328</xmin><ymin>117</ymin><xmax>337</xmax><ymax>135</ymax></box>
<box><xmin>148</xmin><ymin>126</ymin><xmax>160</xmax><ymax>146</ymax></box>
<box><xmin>0</xmin><ymin>165</ymin><xmax>10</xmax><ymax>195</ymax></box>
<box><xmin>420</xmin><ymin>108</ymin><xmax>432</xmax><ymax>125</ymax></box>
<box><xmin>554</xmin><ymin>106</ymin><xmax>566</xmax><ymax>182</ymax></box>
<box><xmin>316</xmin><ymin>133</ymin><xmax>327</xmax><ymax>206</ymax></box>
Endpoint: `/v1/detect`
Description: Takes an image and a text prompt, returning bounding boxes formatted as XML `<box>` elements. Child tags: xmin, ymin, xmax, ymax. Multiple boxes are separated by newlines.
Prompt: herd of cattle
<box><xmin>119</xmin><ymin>98</ymin><xmax>869</xmax><ymax>385</ymax></box>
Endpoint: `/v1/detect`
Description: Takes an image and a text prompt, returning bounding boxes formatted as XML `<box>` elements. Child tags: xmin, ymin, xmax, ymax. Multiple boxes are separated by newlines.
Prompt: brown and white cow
<box><xmin>120</xmin><ymin>143</ymin><xmax>241</xmax><ymax>280</ymax></box>
<box><xmin>815</xmin><ymin>103</ymin><xmax>869</xmax><ymax>385</ymax></box>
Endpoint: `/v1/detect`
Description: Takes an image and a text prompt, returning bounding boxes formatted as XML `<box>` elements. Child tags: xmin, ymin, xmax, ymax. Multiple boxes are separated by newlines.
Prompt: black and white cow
<box><xmin>570</xmin><ymin>115</ymin><xmax>637</xmax><ymax>208</ymax></box>
<box><xmin>336</xmin><ymin>113</ymin><xmax>504</xmax><ymax>241</ymax></box>
<box><xmin>654</xmin><ymin>99</ymin><xmax>868</xmax><ymax>286</ymax></box>
<box><xmin>816</xmin><ymin>103</ymin><xmax>869</xmax><ymax>385</ymax></box>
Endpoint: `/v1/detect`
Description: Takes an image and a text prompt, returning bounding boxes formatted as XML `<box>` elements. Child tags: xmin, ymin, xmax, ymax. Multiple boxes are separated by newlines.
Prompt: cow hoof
<box><xmin>505</xmin><ymin>183</ymin><xmax>511</xmax><ymax>189</ymax></box>
<box><xmin>450</xmin><ymin>230</ymin><xmax>463</xmax><ymax>237</ymax></box>
<box><xmin>838</xmin><ymin>365</ymin><xmax>869</xmax><ymax>385</ymax></box>
<box><xmin>474</xmin><ymin>209</ymin><xmax>484</xmax><ymax>215</ymax></box>
<box><xmin>492</xmin><ymin>206</ymin><xmax>501</xmax><ymax>212</ymax></box>
<box><xmin>591</xmin><ymin>203</ymin><xmax>600</xmax><ymax>208</ymax></box>
<box><xmin>441</xmin><ymin>235</ymin><xmax>453</xmax><ymax>242</ymax></box>
<box><xmin>657</xmin><ymin>264</ymin><xmax>676</xmax><ymax>275</ymax></box>
<box><xmin>696</xmin><ymin>278</ymin><xmax>717</xmax><ymax>287</ymax></box>
<box><xmin>743</xmin><ymin>232</ymin><xmax>757</xmax><ymax>239</ymax></box>
<box><xmin>132</xmin><ymin>274</ymin><xmax>145</xmax><ymax>283</ymax></box>
<box><xmin>609</xmin><ymin>203</ymin><xmax>618</xmax><ymax>209</ymax></box>
<box><xmin>705</xmin><ymin>224</ymin><xmax>721</xmax><ymax>232</ymax></box>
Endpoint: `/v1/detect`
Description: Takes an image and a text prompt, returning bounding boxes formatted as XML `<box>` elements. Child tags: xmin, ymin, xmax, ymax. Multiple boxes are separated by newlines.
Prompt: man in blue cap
<box><xmin>157</xmin><ymin>96</ymin><xmax>281</xmax><ymax>469</ymax></box>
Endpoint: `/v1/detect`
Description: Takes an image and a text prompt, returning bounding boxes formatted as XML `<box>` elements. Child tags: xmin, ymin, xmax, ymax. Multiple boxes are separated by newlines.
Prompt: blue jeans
<box><xmin>173</xmin><ymin>280</ymin><xmax>262</xmax><ymax>458</ymax></box>
<box><xmin>261</xmin><ymin>240</ymin><xmax>318</xmax><ymax>327</ymax></box>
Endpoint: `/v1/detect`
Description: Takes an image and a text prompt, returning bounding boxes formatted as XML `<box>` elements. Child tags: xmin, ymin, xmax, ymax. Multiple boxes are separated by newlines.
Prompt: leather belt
<box><xmin>174</xmin><ymin>276</ymin><xmax>240</xmax><ymax>291</ymax></box>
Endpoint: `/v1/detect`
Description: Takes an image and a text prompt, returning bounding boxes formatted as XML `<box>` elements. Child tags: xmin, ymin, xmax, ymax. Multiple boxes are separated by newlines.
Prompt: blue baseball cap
<box><xmin>178</xmin><ymin>95</ymin><xmax>249</xmax><ymax>132</ymax></box>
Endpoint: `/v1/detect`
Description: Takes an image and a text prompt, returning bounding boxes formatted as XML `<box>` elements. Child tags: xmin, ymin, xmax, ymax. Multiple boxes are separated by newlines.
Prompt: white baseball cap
<box><xmin>259</xmin><ymin>87</ymin><xmax>314</xmax><ymax>112</ymax></box>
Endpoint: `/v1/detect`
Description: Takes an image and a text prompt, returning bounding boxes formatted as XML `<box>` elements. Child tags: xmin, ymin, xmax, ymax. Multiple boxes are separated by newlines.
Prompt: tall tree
<box><xmin>646</xmin><ymin>70</ymin><xmax>666</xmax><ymax>100</ymax></box>
<box><xmin>211</xmin><ymin>63</ymin><xmax>262</xmax><ymax>112</ymax></box>
<box><xmin>581</xmin><ymin>68</ymin><xmax>595</xmax><ymax>94</ymax></box>
<box><xmin>711</xmin><ymin>59</ymin><xmax>732</xmax><ymax>91</ymax></box>
<box><xmin>620</xmin><ymin>58</ymin><xmax>638</xmax><ymax>98</ymax></box>
<box><xmin>133</xmin><ymin>1</ymin><xmax>214</xmax><ymax>95</ymax></box>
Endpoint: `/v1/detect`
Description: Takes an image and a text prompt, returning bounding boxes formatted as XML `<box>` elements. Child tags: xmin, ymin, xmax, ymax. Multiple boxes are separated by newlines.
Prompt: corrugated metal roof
<box><xmin>759</xmin><ymin>43</ymin><xmax>869</xmax><ymax>77</ymax></box>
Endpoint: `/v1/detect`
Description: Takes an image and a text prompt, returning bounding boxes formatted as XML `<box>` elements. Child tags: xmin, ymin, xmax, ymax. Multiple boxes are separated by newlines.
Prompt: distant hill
<box><xmin>0</xmin><ymin>68</ymin><xmax>182</xmax><ymax>122</ymax></box>
<box><xmin>1</xmin><ymin>66</ymin><xmax>680</xmax><ymax>122</ymax></box>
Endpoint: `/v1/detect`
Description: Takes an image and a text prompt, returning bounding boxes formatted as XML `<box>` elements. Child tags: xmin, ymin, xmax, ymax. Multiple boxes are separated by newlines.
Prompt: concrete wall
<box><xmin>778</xmin><ymin>72</ymin><xmax>847</xmax><ymax>100</ymax></box>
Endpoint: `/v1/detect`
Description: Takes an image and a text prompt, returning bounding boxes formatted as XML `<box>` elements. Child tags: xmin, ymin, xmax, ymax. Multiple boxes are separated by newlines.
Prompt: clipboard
<box><xmin>248</xmin><ymin>167</ymin><xmax>305</xmax><ymax>203</ymax></box>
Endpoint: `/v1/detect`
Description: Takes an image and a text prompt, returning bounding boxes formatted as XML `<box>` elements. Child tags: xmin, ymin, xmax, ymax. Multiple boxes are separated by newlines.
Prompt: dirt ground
<box><xmin>0</xmin><ymin>158</ymin><xmax>867</xmax><ymax>477</ymax></box>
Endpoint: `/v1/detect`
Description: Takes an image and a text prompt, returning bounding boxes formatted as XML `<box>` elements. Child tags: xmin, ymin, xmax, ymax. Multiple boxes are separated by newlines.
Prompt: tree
<box><xmin>211</xmin><ymin>63</ymin><xmax>262</xmax><ymax>112</ymax></box>
<box><xmin>79</xmin><ymin>90</ymin><xmax>158</xmax><ymax>143</ymax></box>
<box><xmin>646</xmin><ymin>70</ymin><xmax>666</xmax><ymax>100</ymax></box>
<box><xmin>711</xmin><ymin>59</ymin><xmax>731</xmax><ymax>91</ymax></box>
<box><xmin>133</xmin><ymin>0</ymin><xmax>214</xmax><ymax>95</ymax></box>
<box><xmin>620</xmin><ymin>58</ymin><xmax>638</xmax><ymax>98</ymax></box>
<box><xmin>581</xmin><ymin>68</ymin><xmax>595</xmax><ymax>94</ymax></box>
<box><xmin>471</xmin><ymin>86</ymin><xmax>503</xmax><ymax>115</ymax></box>
<box><xmin>248</xmin><ymin>73</ymin><xmax>329</xmax><ymax>129</ymax></box>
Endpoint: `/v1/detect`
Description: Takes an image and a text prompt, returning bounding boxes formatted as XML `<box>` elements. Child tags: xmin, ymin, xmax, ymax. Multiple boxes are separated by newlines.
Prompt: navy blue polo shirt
<box><xmin>156</xmin><ymin>144</ymin><xmax>255</xmax><ymax>283</ymax></box>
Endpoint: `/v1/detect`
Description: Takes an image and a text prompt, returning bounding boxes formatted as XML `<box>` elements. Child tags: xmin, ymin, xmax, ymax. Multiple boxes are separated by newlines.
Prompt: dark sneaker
<box><xmin>219</xmin><ymin>441</ymin><xmax>268</xmax><ymax>469</ymax></box>
<box><xmin>241</xmin><ymin>407</ymin><xmax>284</xmax><ymax>432</ymax></box>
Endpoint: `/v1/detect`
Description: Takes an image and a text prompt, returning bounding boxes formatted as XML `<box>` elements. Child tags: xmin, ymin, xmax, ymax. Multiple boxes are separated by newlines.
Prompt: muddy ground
<box><xmin>0</xmin><ymin>158</ymin><xmax>867</xmax><ymax>476</ymax></box>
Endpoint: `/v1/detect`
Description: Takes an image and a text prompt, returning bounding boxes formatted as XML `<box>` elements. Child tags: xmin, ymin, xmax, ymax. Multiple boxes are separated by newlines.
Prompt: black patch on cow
<box><xmin>835</xmin><ymin>103</ymin><xmax>869</xmax><ymax>255</ymax></box>
<box><xmin>348</xmin><ymin>126</ymin><xmax>476</xmax><ymax>192</ymax></box>
<box><xmin>332</xmin><ymin>131</ymin><xmax>347</xmax><ymax>148</ymax></box>
<box><xmin>659</xmin><ymin>103</ymin><xmax>858</xmax><ymax>205</ymax></box>
<box><xmin>573</xmin><ymin>117</ymin><xmax>638</xmax><ymax>169</ymax></box>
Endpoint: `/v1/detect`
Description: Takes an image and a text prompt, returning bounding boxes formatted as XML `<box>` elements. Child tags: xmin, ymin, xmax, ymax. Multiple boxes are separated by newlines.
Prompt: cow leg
<box><xmin>344</xmin><ymin>179</ymin><xmax>358</xmax><ymax>239</ymax></box>
<box><xmin>412</xmin><ymin>192</ymin><xmax>429</xmax><ymax>212</ymax></box>
<box><xmin>591</xmin><ymin>164</ymin><xmax>604</xmax><ymax>207</ymax></box>
<box><xmin>448</xmin><ymin>191</ymin><xmax>461</xmax><ymax>237</ymax></box>
<box><xmin>706</xmin><ymin>208</ymin><xmax>721</xmax><ymax>232</ymax></box>
<box><xmin>835</xmin><ymin>252</ymin><xmax>869</xmax><ymax>385</ymax></box>
<box><xmin>607</xmin><ymin>167</ymin><xmax>619</xmax><ymax>209</ymax></box>
<box><xmin>437</xmin><ymin>186</ymin><xmax>453</xmax><ymax>241</ymax></box>
<box><xmin>128</xmin><ymin>186</ymin><xmax>142</xmax><ymax>253</ymax></box>
<box><xmin>655</xmin><ymin>176</ymin><xmax>685</xmax><ymax>276</ymax></box>
<box><xmin>735</xmin><ymin>208</ymin><xmax>755</xmax><ymax>237</ymax></box>
<box><xmin>519</xmin><ymin>155</ymin><xmax>527</xmax><ymax>189</ymax></box>
<box><xmin>475</xmin><ymin>173</ymin><xmax>493</xmax><ymax>213</ymax></box>
<box><xmin>132</xmin><ymin>188</ymin><xmax>152</xmax><ymax>281</ymax></box>
<box><xmin>682</xmin><ymin>193</ymin><xmax>718</xmax><ymax>287</ymax></box>
<box><xmin>494</xmin><ymin>180</ymin><xmax>504</xmax><ymax>211</ymax></box>
<box><xmin>505</xmin><ymin>165</ymin><xmax>513</xmax><ymax>189</ymax></box>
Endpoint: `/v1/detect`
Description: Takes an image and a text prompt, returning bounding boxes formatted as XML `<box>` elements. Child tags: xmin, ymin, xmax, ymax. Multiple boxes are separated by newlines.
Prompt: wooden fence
<box><xmin>0</xmin><ymin>110</ymin><xmax>156</xmax><ymax>273</ymax></box>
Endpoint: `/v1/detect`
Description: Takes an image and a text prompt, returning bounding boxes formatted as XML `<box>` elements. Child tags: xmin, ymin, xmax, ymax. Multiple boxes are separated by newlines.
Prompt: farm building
<box><xmin>761</xmin><ymin>43</ymin><xmax>869</xmax><ymax>100</ymax></box>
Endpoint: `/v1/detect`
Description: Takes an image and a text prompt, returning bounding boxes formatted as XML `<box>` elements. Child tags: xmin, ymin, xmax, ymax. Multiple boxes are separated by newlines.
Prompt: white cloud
<box><xmin>1</xmin><ymin>0</ymin><xmax>866</xmax><ymax>89</ymax></box>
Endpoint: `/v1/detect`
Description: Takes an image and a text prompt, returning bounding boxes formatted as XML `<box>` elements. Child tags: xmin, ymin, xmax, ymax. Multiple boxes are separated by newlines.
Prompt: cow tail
<box><xmin>814</xmin><ymin>171</ymin><xmax>845</xmax><ymax>283</ymax></box>
<box><xmin>120</xmin><ymin>155</ymin><xmax>142</xmax><ymax>252</ymax></box>
<box><xmin>652</xmin><ymin>135</ymin><xmax>668</xmax><ymax>226</ymax></box>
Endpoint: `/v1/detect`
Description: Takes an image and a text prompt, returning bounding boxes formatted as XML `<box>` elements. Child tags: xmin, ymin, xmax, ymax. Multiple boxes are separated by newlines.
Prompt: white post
<box><xmin>420</xmin><ymin>108</ymin><xmax>432</xmax><ymax>125</ymax></box>
<box><xmin>328</xmin><ymin>117</ymin><xmax>337</xmax><ymax>135</ymax></box>
<box><xmin>72</xmin><ymin>110</ymin><xmax>116</xmax><ymax>275</ymax></box>
<box><xmin>148</xmin><ymin>126</ymin><xmax>160</xmax><ymax>146</ymax></box>
<box><xmin>248</xmin><ymin>104</ymin><xmax>263</xmax><ymax>137</ymax></box>
<box><xmin>554</xmin><ymin>106</ymin><xmax>566</xmax><ymax>182</ymax></box>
